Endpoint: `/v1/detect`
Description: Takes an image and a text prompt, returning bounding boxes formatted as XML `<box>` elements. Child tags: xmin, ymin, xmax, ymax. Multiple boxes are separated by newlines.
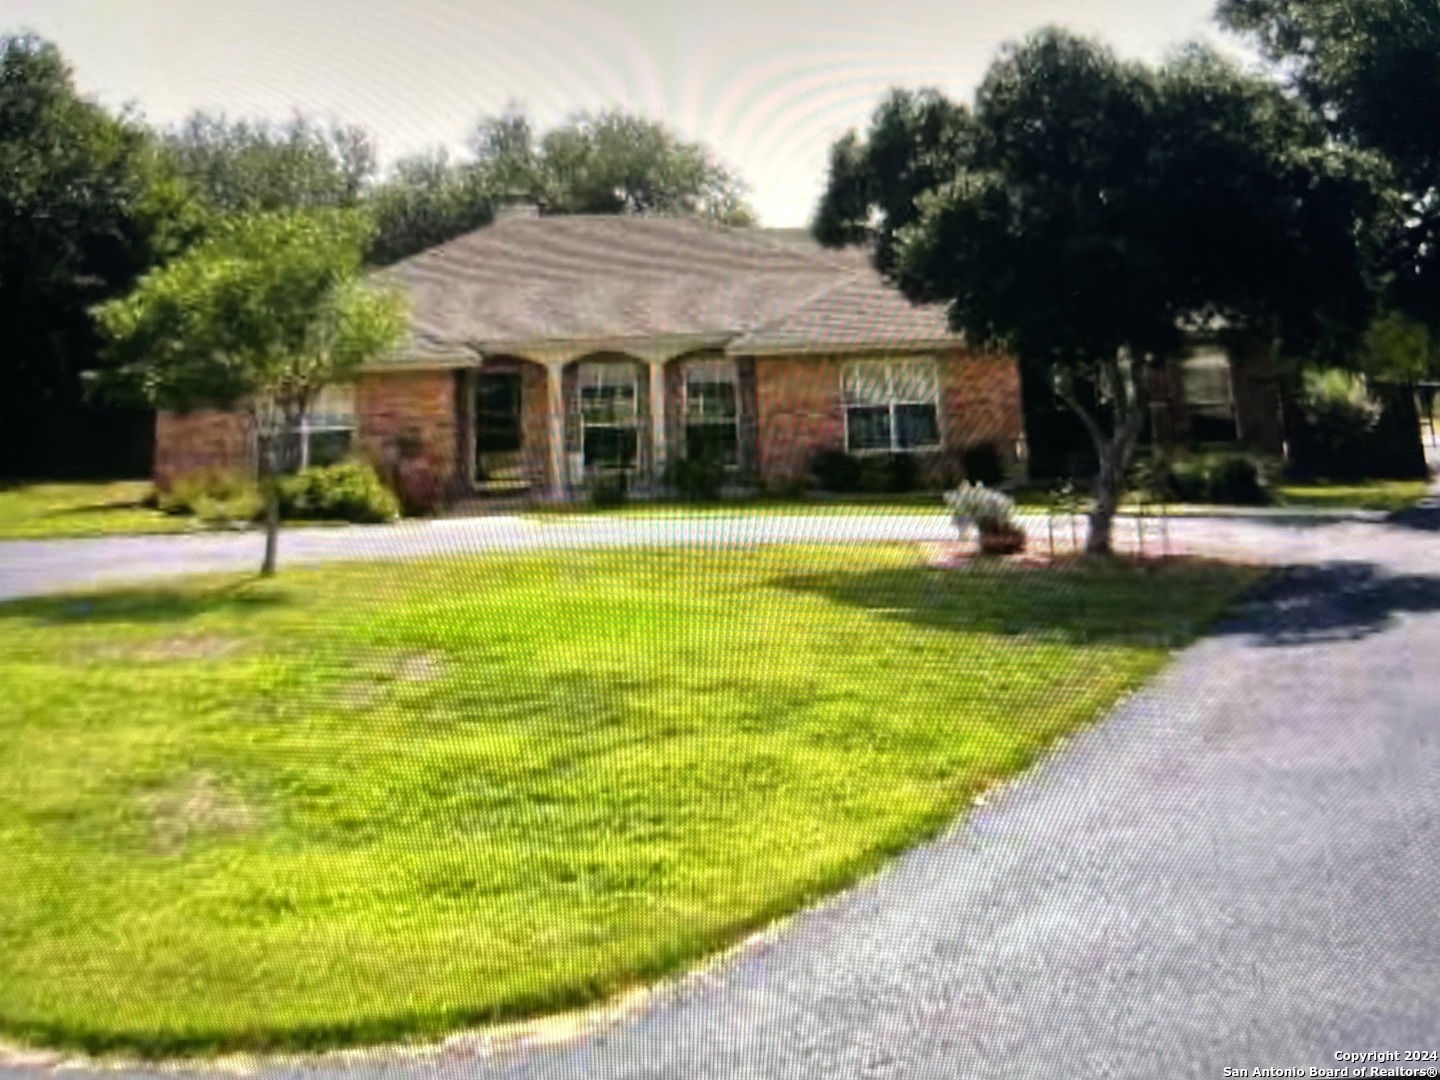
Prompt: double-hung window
<box><xmin>842</xmin><ymin>358</ymin><xmax>941</xmax><ymax>453</ymax></box>
<box><xmin>683</xmin><ymin>359</ymin><xmax>739</xmax><ymax>467</ymax></box>
<box><xmin>577</xmin><ymin>361</ymin><xmax>640</xmax><ymax>472</ymax></box>
<box><xmin>257</xmin><ymin>383</ymin><xmax>357</xmax><ymax>473</ymax></box>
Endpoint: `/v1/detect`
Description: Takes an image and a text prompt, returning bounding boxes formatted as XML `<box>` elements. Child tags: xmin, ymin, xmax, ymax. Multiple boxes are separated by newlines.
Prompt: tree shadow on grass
<box><xmin>771</xmin><ymin>559</ymin><xmax>1440</xmax><ymax>650</ymax></box>
<box><xmin>770</xmin><ymin>561</ymin><xmax>1251</xmax><ymax>649</ymax></box>
<box><xmin>0</xmin><ymin>578</ymin><xmax>289</xmax><ymax>626</ymax></box>
<box><xmin>1210</xmin><ymin>561</ymin><xmax>1440</xmax><ymax>646</ymax></box>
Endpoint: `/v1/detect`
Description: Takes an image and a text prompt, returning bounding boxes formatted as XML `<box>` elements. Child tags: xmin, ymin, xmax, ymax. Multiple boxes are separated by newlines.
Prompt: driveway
<box><xmin>3</xmin><ymin>505</ymin><xmax>1439</xmax><ymax>1078</ymax></box>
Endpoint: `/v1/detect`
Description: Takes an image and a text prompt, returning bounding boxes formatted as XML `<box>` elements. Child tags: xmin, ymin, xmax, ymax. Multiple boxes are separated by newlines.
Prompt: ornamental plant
<box><xmin>944</xmin><ymin>481</ymin><xmax>1017</xmax><ymax>535</ymax></box>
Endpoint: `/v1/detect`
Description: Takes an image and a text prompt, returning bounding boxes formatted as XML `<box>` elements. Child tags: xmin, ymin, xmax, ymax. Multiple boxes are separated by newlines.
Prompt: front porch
<box><xmin>459</xmin><ymin>349</ymin><xmax>757</xmax><ymax>502</ymax></box>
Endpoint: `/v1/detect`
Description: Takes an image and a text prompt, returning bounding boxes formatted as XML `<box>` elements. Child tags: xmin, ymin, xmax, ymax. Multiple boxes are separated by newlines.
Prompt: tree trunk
<box><xmin>261</xmin><ymin>477</ymin><xmax>280</xmax><ymax>577</ymax></box>
<box><xmin>1087</xmin><ymin>449</ymin><xmax>1122</xmax><ymax>556</ymax></box>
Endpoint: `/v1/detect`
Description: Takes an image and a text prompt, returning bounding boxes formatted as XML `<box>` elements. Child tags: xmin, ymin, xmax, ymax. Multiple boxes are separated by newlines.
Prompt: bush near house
<box><xmin>276</xmin><ymin>461</ymin><xmax>400</xmax><ymax>523</ymax></box>
<box><xmin>159</xmin><ymin>461</ymin><xmax>401</xmax><ymax>524</ymax></box>
<box><xmin>1156</xmin><ymin>453</ymin><xmax>1272</xmax><ymax>506</ymax></box>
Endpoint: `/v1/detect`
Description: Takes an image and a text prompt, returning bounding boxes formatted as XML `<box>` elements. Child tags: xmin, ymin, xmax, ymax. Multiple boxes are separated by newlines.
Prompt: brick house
<box><xmin>152</xmin><ymin>213</ymin><xmax>1025</xmax><ymax>501</ymax></box>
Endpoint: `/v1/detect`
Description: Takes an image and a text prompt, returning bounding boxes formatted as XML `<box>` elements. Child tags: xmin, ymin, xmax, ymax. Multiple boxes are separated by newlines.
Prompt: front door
<box><xmin>473</xmin><ymin>370</ymin><xmax>527</xmax><ymax>491</ymax></box>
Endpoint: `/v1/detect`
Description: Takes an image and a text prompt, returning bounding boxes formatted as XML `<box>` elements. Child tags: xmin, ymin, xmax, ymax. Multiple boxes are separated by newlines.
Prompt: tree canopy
<box><xmin>1219</xmin><ymin>0</ymin><xmax>1440</xmax><ymax>331</ymax></box>
<box><xmin>92</xmin><ymin>209</ymin><xmax>407</xmax><ymax>573</ymax></box>
<box><xmin>875</xmin><ymin>28</ymin><xmax>1375</xmax><ymax>551</ymax></box>
<box><xmin>0</xmin><ymin>33</ymin><xmax>197</xmax><ymax>478</ymax></box>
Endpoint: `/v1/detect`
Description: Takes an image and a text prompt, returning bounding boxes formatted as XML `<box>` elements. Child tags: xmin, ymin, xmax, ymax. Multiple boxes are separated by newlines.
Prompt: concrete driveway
<box><xmin>2</xmin><ymin>504</ymin><xmax>1438</xmax><ymax>1078</ymax></box>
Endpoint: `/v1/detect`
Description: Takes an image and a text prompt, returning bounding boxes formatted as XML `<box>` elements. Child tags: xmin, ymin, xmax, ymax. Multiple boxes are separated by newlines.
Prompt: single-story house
<box><xmin>152</xmin><ymin>210</ymin><xmax>1026</xmax><ymax>500</ymax></box>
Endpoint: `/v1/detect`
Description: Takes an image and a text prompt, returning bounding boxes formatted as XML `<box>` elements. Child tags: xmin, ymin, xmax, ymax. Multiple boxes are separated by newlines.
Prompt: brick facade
<box><xmin>151</xmin><ymin>350</ymin><xmax>1025</xmax><ymax>500</ymax></box>
<box><xmin>356</xmin><ymin>369</ymin><xmax>459</xmax><ymax>494</ymax></box>
<box><xmin>752</xmin><ymin>349</ymin><xmax>1024</xmax><ymax>487</ymax></box>
<box><xmin>153</xmin><ymin>410</ymin><xmax>250</xmax><ymax>490</ymax></box>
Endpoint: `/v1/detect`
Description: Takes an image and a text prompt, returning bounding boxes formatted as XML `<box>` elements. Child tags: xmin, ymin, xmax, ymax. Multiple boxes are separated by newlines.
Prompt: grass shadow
<box><xmin>771</xmin><ymin>559</ymin><xmax>1250</xmax><ymax>649</ymax></box>
<box><xmin>0</xmin><ymin>578</ymin><xmax>290</xmax><ymax>626</ymax></box>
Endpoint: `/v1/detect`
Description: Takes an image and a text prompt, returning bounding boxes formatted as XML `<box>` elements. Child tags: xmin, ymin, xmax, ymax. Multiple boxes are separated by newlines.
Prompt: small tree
<box><xmin>92</xmin><ymin>209</ymin><xmax>407</xmax><ymax>575</ymax></box>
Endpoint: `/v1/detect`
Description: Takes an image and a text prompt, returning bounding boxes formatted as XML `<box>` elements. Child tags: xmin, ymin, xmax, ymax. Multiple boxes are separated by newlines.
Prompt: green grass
<box><xmin>0</xmin><ymin>546</ymin><xmax>1256</xmax><ymax>1056</ymax></box>
<box><xmin>0</xmin><ymin>481</ymin><xmax>200</xmax><ymax>540</ymax></box>
<box><xmin>1276</xmin><ymin>479</ymin><xmax>1432</xmax><ymax>513</ymax></box>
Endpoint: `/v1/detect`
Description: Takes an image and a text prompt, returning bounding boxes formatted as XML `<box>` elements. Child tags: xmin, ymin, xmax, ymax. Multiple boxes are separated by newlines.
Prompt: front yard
<box><xmin>0</xmin><ymin>482</ymin><xmax>195</xmax><ymax>540</ymax></box>
<box><xmin>0</xmin><ymin>546</ymin><xmax>1254</xmax><ymax>1056</ymax></box>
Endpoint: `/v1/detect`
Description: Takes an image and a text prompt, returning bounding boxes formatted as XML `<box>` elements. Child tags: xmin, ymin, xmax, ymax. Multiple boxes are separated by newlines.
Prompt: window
<box><xmin>842</xmin><ymin>358</ymin><xmax>941</xmax><ymax>454</ymax></box>
<box><xmin>578</xmin><ymin>362</ymin><xmax>639</xmax><ymax>472</ymax></box>
<box><xmin>257</xmin><ymin>383</ymin><xmax>357</xmax><ymax>473</ymax></box>
<box><xmin>683</xmin><ymin>359</ymin><xmax>739</xmax><ymax>467</ymax></box>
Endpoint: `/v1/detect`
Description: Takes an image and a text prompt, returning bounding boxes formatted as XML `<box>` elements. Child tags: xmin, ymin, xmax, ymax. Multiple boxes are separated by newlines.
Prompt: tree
<box><xmin>162</xmin><ymin>112</ymin><xmax>377</xmax><ymax>216</ymax></box>
<box><xmin>467</xmin><ymin>106</ymin><xmax>756</xmax><ymax>224</ymax></box>
<box><xmin>92</xmin><ymin>210</ymin><xmax>407</xmax><ymax>575</ymax></box>
<box><xmin>0</xmin><ymin>33</ymin><xmax>199</xmax><ymax>479</ymax></box>
<box><xmin>1218</xmin><ymin>0</ymin><xmax>1440</xmax><ymax>327</ymax></box>
<box><xmin>811</xmin><ymin>88</ymin><xmax>977</xmax><ymax>273</ymax></box>
<box><xmin>891</xmin><ymin>29</ymin><xmax>1372</xmax><ymax>553</ymax></box>
<box><xmin>365</xmin><ymin>149</ymin><xmax>494</xmax><ymax>265</ymax></box>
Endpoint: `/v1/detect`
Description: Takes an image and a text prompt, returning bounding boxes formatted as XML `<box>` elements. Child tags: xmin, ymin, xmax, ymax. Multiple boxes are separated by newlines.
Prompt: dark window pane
<box><xmin>583</xmin><ymin>425</ymin><xmax>638</xmax><ymax>470</ymax></box>
<box><xmin>846</xmin><ymin>406</ymin><xmax>892</xmax><ymax>451</ymax></box>
<box><xmin>686</xmin><ymin>381</ymin><xmax>737</xmax><ymax>420</ymax></box>
<box><xmin>258</xmin><ymin>431</ymin><xmax>305</xmax><ymax>475</ymax></box>
<box><xmin>894</xmin><ymin>404</ymin><xmax>940</xmax><ymax>450</ymax></box>
<box><xmin>308</xmin><ymin>429</ymin><xmax>354</xmax><ymax>467</ymax></box>
<box><xmin>686</xmin><ymin>422</ymin><xmax>738</xmax><ymax>465</ymax></box>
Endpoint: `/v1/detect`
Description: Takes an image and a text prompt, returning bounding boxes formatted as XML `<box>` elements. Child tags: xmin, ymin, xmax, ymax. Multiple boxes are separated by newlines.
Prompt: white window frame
<box><xmin>255</xmin><ymin>383</ymin><xmax>357</xmax><ymax>472</ymax></box>
<box><xmin>841</xmin><ymin>357</ymin><xmax>943</xmax><ymax>455</ymax></box>
<box><xmin>577</xmin><ymin>361</ymin><xmax>640</xmax><ymax>473</ymax></box>
<box><xmin>681</xmin><ymin>358</ymin><xmax>741</xmax><ymax>468</ymax></box>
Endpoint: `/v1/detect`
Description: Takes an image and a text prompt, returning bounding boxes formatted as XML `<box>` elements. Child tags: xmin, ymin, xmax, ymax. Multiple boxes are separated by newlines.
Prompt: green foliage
<box><xmin>1218</xmin><ymin>0</ymin><xmax>1440</xmax><ymax>328</ymax></box>
<box><xmin>1360</xmin><ymin>310</ymin><xmax>1440</xmax><ymax>382</ymax></box>
<box><xmin>810</xmin><ymin>449</ymin><xmax>864</xmax><ymax>493</ymax></box>
<box><xmin>1160</xmin><ymin>453</ymin><xmax>1272</xmax><ymax>505</ymax></box>
<box><xmin>469</xmin><ymin>106</ymin><xmax>756</xmax><ymax>224</ymax></box>
<box><xmin>0</xmin><ymin>34</ymin><xmax>199</xmax><ymax>477</ymax></box>
<box><xmin>158</xmin><ymin>469</ymin><xmax>263</xmax><ymax>524</ymax></box>
<box><xmin>365</xmin><ymin>149</ymin><xmax>494</xmax><ymax>266</ymax></box>
<box><xmin>276</xmin><ymin>460</ymin><xmax>400</xmax><ymax>523</ymax></box>
<box><xmin>1294</xmin><ymin>368</ymin><xmax>1384</xmax><ymax>479</ymax></box>
<box><xmin>162</xmin><ymin>112</ymin><xmax>376</xmax><ymax>215</ymax></box>
<box><xmin>0</xmin><ymin>548</ymin><xmax>1253</xmax><ymax>1053</ymax></box>
<box><xmin>92</xmin><ymin>209</ymin><xmax>406</xmax><ymax>416</ymax></box>
<box><xmin>667</xmin><ymin>454</ymin><xmax>726</xmax><ymax>502</ymax></box>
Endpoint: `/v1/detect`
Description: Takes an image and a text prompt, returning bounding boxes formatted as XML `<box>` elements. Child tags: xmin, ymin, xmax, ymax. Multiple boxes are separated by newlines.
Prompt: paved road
<box><xmin>0</xmin><ymin>504</ymin><xmax>1435</xmax><ymax>600</ymax></box>
<box><xmin>3</xmin><ymin>505</ymin><xmax>1439</xmax><ymax>1078</ymax></box>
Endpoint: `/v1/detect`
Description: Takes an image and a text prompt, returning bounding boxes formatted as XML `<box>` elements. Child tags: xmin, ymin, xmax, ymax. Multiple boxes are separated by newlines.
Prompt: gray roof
<box><xmin>373</xmin><ymin>216</ymin><xmax>959</xmax><ymax>363</ymax></box>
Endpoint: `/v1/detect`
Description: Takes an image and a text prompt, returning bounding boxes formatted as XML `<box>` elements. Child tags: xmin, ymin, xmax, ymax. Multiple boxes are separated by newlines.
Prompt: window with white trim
<box><xmin>577</xmin><ymin>361</ymin><xmax>640</xmax><ymax>472</ymax></box>
<box><xmin>683</xmin><ymin>358</ymin><xmax>739</xmax><ymax>467</ymax></box>
<box><xmin>257</xmin><ymin>383</ymin><xmax>357</xmax><ymax>473</ymax></box>
<box><xmin>842</xmin><ymin>358</ymin><xmax>941</xmax><ymax>453</ymax></box>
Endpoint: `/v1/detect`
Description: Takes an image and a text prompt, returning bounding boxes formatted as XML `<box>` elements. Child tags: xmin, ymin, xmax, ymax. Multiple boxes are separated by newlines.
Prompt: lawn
<box><xmin>0</xmin><ymin>481</ymin><xmax>198</xmax><ymax>540</ymax></box>
<box><xmin>1275</xmin><ymin>479</ymin><xmax>1432</xmax><ymax>513</ymax></box>
<box><xmin>0</xmin><ymin>546</ymin><xmax>1255</xmax><ymax>1056</ymax></box>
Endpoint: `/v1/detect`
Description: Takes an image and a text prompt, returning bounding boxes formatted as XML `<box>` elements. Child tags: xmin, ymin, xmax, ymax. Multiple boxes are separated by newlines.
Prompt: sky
<box><xmin>2</xmin><ymin>0</ymin><xmax>1250</xmax><ymax>226</ymax></box>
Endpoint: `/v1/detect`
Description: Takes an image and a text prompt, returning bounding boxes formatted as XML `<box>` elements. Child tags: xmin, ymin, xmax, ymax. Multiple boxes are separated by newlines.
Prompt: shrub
<box><xmin>392</xmin><ymin>458</ymin><xmax>441</xmax><ymax>516</ymax></box>
<box><xmin>961</xmin><ymin>443</ymin><xmax>1005</xmax><ymax>487</ymax></box>
<box><xmin>1295</xmin><ymin>368</ymin><xmax>1384</xmax><ymax>481</ymax></box>
<box><xmin>158</xmin><ymin>469</ymin><xmax>263</xmax><ymax>525</ymax></box>
<box><xmin>668</xmin><ymin>457</ymin><xmax>724</xmax><ymax>501</ymax></box>
<box><xmin>1159</xmin><ymin>453</ymin><xmax>1271</xmax><ymax>506</ymax></box>
<box><xmin>587</xmin><ymin>472</ymin><xmax>629</xmax><ymax>508</ymax></box>
<box><xmin>858</xmin><ymin>455</ymin><xmax>894</xmax><ymax>494</ymax></box>
<box><xmin>888</xmin><ymin>452</ymin><xmax>918</xmax><ymax>493</ymax></box>
<box><xmin>276</xmin><ymin>460</ymin><xmax>400</xmax><ymax>523</ymax></box>
<box><xmin>810</xmin><ymin>449</ymin><xmax>863</xmax><ymax>493</ymax></box>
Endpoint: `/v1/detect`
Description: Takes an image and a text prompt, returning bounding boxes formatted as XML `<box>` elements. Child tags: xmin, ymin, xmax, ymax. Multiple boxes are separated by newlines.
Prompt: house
<box><xmin>152</xmin><ymin>212</ymin><xmax>1025</xmax><ymax>501</ymax></box>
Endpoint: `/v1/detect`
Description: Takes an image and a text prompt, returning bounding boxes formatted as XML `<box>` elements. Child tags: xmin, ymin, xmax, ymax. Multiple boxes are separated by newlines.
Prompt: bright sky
<box><xmin>2</xmin><ymin>0</ymin><xmax>1247</xmax><ymax>226</ymax></box>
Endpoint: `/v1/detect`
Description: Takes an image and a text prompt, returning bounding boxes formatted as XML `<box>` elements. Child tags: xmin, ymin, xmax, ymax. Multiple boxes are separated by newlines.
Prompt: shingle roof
<box><xmin>373</xmin><ymin>215</ymin><xmax>960</xmax><ymax>362</ymax></box>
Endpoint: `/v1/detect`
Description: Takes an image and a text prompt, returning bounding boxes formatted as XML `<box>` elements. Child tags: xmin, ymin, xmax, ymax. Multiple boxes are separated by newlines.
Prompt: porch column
<box><xmin>649</xmin><ymin>361</ymin><xmax>667</xmax><ymax>485</ymax></box>
<box><xmin>546</xmin><ymin>361</ymin><xmax>567</xmax><ymax>500</ymax></box>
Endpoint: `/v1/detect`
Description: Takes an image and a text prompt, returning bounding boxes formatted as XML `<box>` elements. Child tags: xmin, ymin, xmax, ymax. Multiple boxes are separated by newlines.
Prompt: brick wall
<box><xmin>752</xmin><ymin>349</ymin><xmax>1024</xmax><ymax>487</ymax></box>
<box><xmin>153</xmin><ymin>410</ymin><xmax>251</xmax><ymax>490</ymax></box>
<box><xmin>356</xmin><ymin>369</ymin><xmax>459</xmax><ymax>493</ymax></box>
<box><xmin>752</xmin><ymin>356</ymin><xmax>847</xmax><ymax>484</ymax></box>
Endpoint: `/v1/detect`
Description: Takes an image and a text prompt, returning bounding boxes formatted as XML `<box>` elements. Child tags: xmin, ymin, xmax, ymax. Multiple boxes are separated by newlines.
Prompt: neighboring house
<box><xmin>1148</xmin><ymin>332</ymin><xmax>1287</xmax><ymax>458</ymax></box>
<box><xmin>152</xmin><ymin>212</ymin><xmax>1025</xmax><ymax>500</ymax></box>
